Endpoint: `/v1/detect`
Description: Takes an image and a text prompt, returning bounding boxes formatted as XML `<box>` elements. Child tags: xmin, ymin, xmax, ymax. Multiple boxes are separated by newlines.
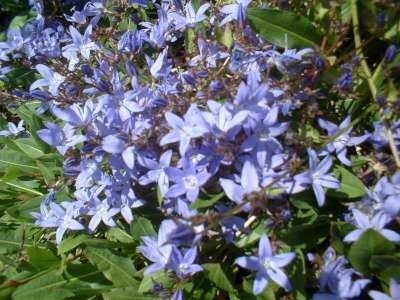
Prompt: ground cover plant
<box><xmin>0</xmin><ymin>0</ymin><xmax>399</xmax><ymax>299</ymax></box>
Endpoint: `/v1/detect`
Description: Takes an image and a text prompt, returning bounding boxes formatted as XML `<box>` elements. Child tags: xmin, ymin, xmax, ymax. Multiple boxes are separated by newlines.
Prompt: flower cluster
<box><xmin>0</xmin><ymin>0</ymin><xmax>399</xmax><ymax>299</ymax></box>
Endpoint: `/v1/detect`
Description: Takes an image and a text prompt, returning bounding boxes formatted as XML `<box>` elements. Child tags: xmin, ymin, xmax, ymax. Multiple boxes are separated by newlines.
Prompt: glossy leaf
<box><xmin>86</xmin><ymin>247</ymin><xmax>138</xmax><ymax>287</ymax></box>
<box><xmin>348</xmin><ymin>229</ymin><xmax>395</xmax><ymax>275</ymax></box>
<box><xmin>247</xmin><ymin>8</ymin><xmax>323</xmax><ymax>49</ymax></box>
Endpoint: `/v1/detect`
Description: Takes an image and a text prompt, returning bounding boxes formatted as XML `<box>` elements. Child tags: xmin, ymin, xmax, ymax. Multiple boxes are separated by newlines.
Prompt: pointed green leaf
<box><xmin>202</xmin><ymin>263</ymin><xmax>236</xmax><ymax>293</ymax></box>
<box><xmin>103</xmin><ymin>287</ymin><xmax>158</xmax><ymax>300</ymax></box>
<box><xmin>348</xmin><ymin>229</ymin><xmax>395</xmax><ymax>275</ymax></box>
<box><xmin>86</xmin><ymin>247</ymin><xmax>138</xmax><ymax>287</ymax></box>
<box><xmin>13</xmin><ymin>138</ymin><xmax>44</xmax><ymax>159</ymax></box>
<box><xmin>130</xmin><ymin>217</ymin><xmax>156</xmax><ymax>240</ymax></box>
<box><xmin>0</xmin><ymin>150</ymin><xmax>39</xmax><ymax>171</ymax></box>
<box><xmin>328</xmin><ymin>166</ymin><xmax>366</xmax><ymax>199</ymax></box>
<box><xmin>26</xmin><ymin>247</ymin><xmax>60</xmax><ymax>270</ymax></box>
<box><xmin>12</xmin><ymin>271</ymin><xmax>75</xmax><ymax>300</ymax></box>
<box><xmin>247</xmin><ymin>8</ymin><xmax>323</xmax><ymax>49</ymax></box>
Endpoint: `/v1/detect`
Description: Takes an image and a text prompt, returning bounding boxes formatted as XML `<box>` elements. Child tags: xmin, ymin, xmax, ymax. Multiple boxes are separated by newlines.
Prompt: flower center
<box><xmin>262</xmin><ymin>258</ymin><xmax>276</xmax><ymax>270</ymax></box>
<box><xmin>183</xmin><ymin>175</ymin><xmax>198</xmax><ymax>189</ymax></box>
<box><xmin>179</xmin><ymin>263</ymin><xmax>189</xmax><ymax>273</ymax></box>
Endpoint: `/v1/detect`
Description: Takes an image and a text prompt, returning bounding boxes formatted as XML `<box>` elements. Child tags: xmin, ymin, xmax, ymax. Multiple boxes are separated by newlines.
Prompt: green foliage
<box><xmin>202</xmin><ymin>263</ymin><xmax>236</xmax><ymax>294</ymax></box>
<box><xmin>86</xmin><ymin>247</ymin><xmax>138</xmax><ymax>287</ymax></box>
<box><xmin>247</xmin><ymin>8</ymin><xmax>323</xmax><ymax>48</ymax></box>
<box><xmin>348</xmin><ymin>229</ymin><xmax>395</xmax><ymax>275</ymax></box>
<box><xmin>279</xmin><ymin>216</ymin><xmax>330</xmax><ymax>249</ymax></box>
<box><xmin>328</xmin><ymin>166</ymin><xmax>366</xmax><ymax>199</ymax></box>
<box><xmin>0</xmin><ymin>0</ymin><xmax>399</xmax><ymax>299</ymax></box>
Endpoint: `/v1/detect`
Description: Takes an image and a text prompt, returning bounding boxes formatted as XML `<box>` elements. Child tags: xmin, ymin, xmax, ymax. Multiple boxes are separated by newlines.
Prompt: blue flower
<box><xmin>171</xmin><ymin>289</ymin><xmax>183</xmax><ymax>300</ymax></box>
<box><xmin>168</xmin><ymin>246</ymin><xmax>203</xmax><ymax>278</ymax></box>
<box><xmin>37</xmin><ymin>122</ymin><xmax>86</xmax><ymax>155</ymax></box>
<box><xmin>51</xmin><ymin>100</ymin><xmax>94</xmax><ymax>127</ymax></box>
<box><xmin>137</xmin><ymin>236</ymin><xmax>173</xmax><ymax>275</ymax></box>
<box><xmin>294</xmin><ymin>149</ymin><xmax>340</xmax><ymax>206</ymax></box>
<box><xmin>31</xmin><ymin>193</ymin><xmax>85</xmax><ymax>244</ymax></box>
<box><xmin>318</xmin><ymin>116</ymin><xmax>369</xmax><ymax>166</ymax></box>
<box><xmin>0</xmin><ymin>120</ymin><xmax>25</xmax><ymax>137</ymax></box>
<box><xmin>189</xmin><ymin>38</ymin><xmax>229</xmax><ymax>68</ymax></box>
<box><xmin>138</xmin><ymin>150</ymin><xmax>173</xmax><ymax>196</ymax></box>
<box><xmin>266</xmin><ymin>48</ymin><xmax>314</xmax><ymax>76</ymax></box>
<box><xmin>313</xmin><ymin>247</ymin><xmax>370</xmax><ymax>299</ymax></box>
<box><xmin>165</xmin><ymin>157</ymin><xmax>211</xmax><ymax>202</ymax></box>
<box><xmin>351</xmin><ymin>171</ymin><xmax>400</xmax><ymax>220</ymax></box>
<box><xmin>369</xmin><ymin>278</ymin><xmax>400</xmax><ymax>300</ymax></box>
<box><xmin>202</xmin><ymin>101</ymin><xmax>248</xmax><ymax>139</ymax></box>
<box><xmin>220</xmin><ymin>0</ymin><xmax>252</xmax><ymax>27</ymax></box>
<box><xmin>157</xmin><ymin>219</ymin><xmax>202</xmax><ymax>247</ymax></box>
<box><xmin>235</xmin><ymin>234</ymin><xmax>295</xmax><ymax>295</ymax></box>
<box><xmin>87</xmin><ymin>198</ymin><xmax>120</xmax><ymax>232</ymax></box>
<box><xmin>62</xmin><ymin>25</ymin><xmax>98</xmax><ymax>70</ymax></box>
<box><xmin>369</xmin><ymin>120</ymin><xmax>400</xmax><ymax>150</ymax></box>
<box><xmin>118</xmin><ymin>30</ymin><xmax>145</xmax><ymax>53</ymax></box>
<box><xmin>344</xmin><ymin>209</ymin><xmax>400</xmax><ymax>243</ymax></box>
<box><xmin>147</xmin><ymin>47</ymin><xmax>171</xmax><ymax>79</ymax></box>
<box><xmin>0</xmin><ymin>28</ymin><xmax>24</xmax><ymax>59</ymax></box>
<box><xmin>169</xmin><ymin>1</ymin><xmax>210</xmax><ymax>30</ymax></box>
<box><xmin>140</xmin><ymin>7</ymin><xmax>171</xmax><ymax>48</ymax></box>
<box><xmin>102</xmin><ymin>135</ymin><xmax>126</xmax><ymax>154</ymax></box>
<box><xmin>220</xmin><ymin>160</ymin><xmax>260</xmax><ymax>206</ymax></box>
<box><xmin>160</xmin><ymin>105</ymin><xmax>209</xmax><ymax>156</ymax></box>
<box><xmin>240</xmin><ymin>105</ymin><xmax>288</xmax><ymax>164</ymax></box>
<box><xmin>30</xmin><ymin>64</ymin><xmax>65</xmax><ymax>96</ymax></box>
<box><xmin>384</xmin><ymin>44</ymin><xmax>397</xmax><ymax>63</ymax></box>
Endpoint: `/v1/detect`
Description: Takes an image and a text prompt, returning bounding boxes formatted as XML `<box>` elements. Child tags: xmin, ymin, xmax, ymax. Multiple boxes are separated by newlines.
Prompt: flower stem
<box><xmin>351</xmin><ymin>0</ymin><xmax>400</xmax><ymax>169</ymax></box>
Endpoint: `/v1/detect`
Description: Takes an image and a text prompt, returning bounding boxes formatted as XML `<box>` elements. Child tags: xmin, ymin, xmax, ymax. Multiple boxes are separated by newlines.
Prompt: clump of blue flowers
<box><xmin>0</xmin><ymin>0</ymin><xmax>399</xmax><ymax>299</ymax></box>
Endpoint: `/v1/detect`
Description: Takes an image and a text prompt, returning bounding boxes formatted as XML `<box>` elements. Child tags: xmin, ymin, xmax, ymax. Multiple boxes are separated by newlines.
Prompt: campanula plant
<box><xmin>0</xmin><ymin>0</ymin><xmax>399</xmax><ymax>299</ymax></box>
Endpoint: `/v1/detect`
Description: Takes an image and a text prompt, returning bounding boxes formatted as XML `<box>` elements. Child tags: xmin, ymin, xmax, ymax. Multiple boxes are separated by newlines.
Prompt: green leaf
<box><xmin>12</xmin><ymin>265</ymin><xmax>106</xmax><ymax>300</ymax></box>
<box><xmin>234</xmin><ymin>222</ymin><xmax>268</xmax><ymax>248</ymax></box>
<box><xmin>330</xmin><ymin>221</ymin><xmax>354</xmax><ymax>253</ymax></box>
<box><xmin>340</xmin><ymin>0</ymin><xmax>352</xmax><ymax>23</ymax></box>
<box><xmin>86</xmin><ymin>247</ymin><xmax>138</xmax><ymax>287</ymax></box>
<box><xmin>247</xmin><ymin>8</ymin><xmax>323</xmax><ymax>49</ymax></box>
<box><xmin>287</xmin><ymin>250</ymin><xmax>306</xmax><ymax>300</ymax></box>
<box><xmin>369</xmin><ymin>255</ymin><xmax>400</xmax><ymax>271</ymax></box>
<box><xmin>107</xmin><ymin>227</ymin><xmax>134</xmax><ymax>243</ymax></box>
<box><xmin>0</xmin><ymin>178</ymin><xmax>43</xmax><ymax>196</ymax></box>
<box><xmin>0</xmin><ymin>227</ymin><xmax>28</xmax><ymax>254</ymax></box>
<box><xmin>138</xmin><ymin>270</ymin><xmax>173</xmax><ymax>293</ymax></box>
<box><xmin>202</xmin><ymin>263</ymin><xmax>236</xmax><ymax>293</ymax></box>
<box><xmin>26</xmin><ymin>247</ymin><xmax>60</xmax><ymax>270</ymax></box>
<box><xmin>348</xmin><ymin>229</ymin><xmax>395</xmax><ymax>274</ymax></box>
<box><xmin>36</xmin><ymin>161</ymin><xmax>55</xmax><ymax>185</ymax></box>
<box><xmin>103</xmin><ymin>287</ymin><xmax>158</xmax><ymax>300</ymax></box>
<box><xmin>185</xmin><ymin>276</ymin><xmax>217</xmax><ymax>299</ymax></box>
<box><xmin>0</xmin><ymin>149</ymin><xmax>39</xmax><ymax>171</ymax></box>
<box><xmin>58</xmin><ymin>235</ymin><xmax>88</xmax><ymax>255</ymax></box>
<box><xmin>130</xmin><ymin>217</ymin><xmax>156</xmax><ymax>240</ymax></box>
<box><xmin>216</xmin><ymin>24</ymin><xmax>233</xmax><ymax>49</ymax></box>
<box><xmin>278</xmin><ymin>216</ymin><xmax>330</xmax><ymax>249</ymax></box>
<box><xmin>7</xmin><ymin>195</ymin><xmax>42</xmax><ymax>221</ymax></box>
<box><xmin>63</xmin><ymin>264</ymin><xmax>110</xmax><ymax>295</ymax></box>
<box><xmin>190</xmin><ymin>192</ymin><xmax>224</xmax><ymax>209</ymax></box>
<box><xmin>12</xmin><ymin>271</ymin><xmax>75</xmax><ymax>300</ymax></box>
<box><xmin>242</xmin><ymin>278</ymin><xmax>276</xmax><ymax>299</ymax></box>
<box><xmin>328</xmin><ymin>166</ymin><xmax>366</xmax><ymax>199</ymax></box>
<box><xmin>118</xmin><ymin>17</ymin><xmax>136</xmax><ymax>31</ymax></box>
<box><xmin>8</xmin><ymin>15</ymin><xmax>30</xmax><ymax>29</ymax></box>
<box><xmin>185</xmin><ymin>28</ymin><xmax>196</xmax><ymax>55</ymax></box>
<box><xmin>13</xmin><ymin>138</ymin><xmax>45</xmax><ymax>159</ymax></box>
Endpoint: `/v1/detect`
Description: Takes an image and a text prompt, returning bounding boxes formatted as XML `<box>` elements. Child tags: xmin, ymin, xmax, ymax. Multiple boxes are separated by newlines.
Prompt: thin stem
<box><xmin>351</xmin><ymin>0</ymin><xmax>400</xmax><ymax>169</ymax></box>
<box><xmin>385</xmin><ymin>126</ymin><xmax>400</xmax><ymax>169</ymax></box>
<box><xmin>351</xmin><ymin>0</ymin><xmax>376</xmax><ymax>100</ymax></box>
